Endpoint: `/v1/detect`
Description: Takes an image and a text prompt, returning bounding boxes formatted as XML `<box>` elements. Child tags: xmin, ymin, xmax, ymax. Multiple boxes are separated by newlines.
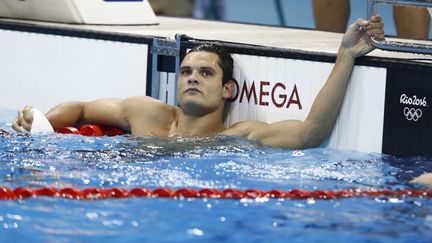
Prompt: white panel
<box><xmin>226</xmin><ymin>54</ymin><xmax>387</xmax><ymax>153</ymax></box>
<box><xmin>227</xmin><ymin>54</ymin><xmax>330</xmax><ymax>125</ymax></box>
<box><xmin>327</xmin><ymin>66</ymin><xmax>387</xmax><ymax>153</ymax></box>
<box><xmin>158</xmin><ymin>72</ymin><xmax>168</xmax><ymax>103</ymax></box>
<box><xmin>156</xmin><ymin>71</ymin><xmax>176</xmax><ymax>105</ymax></box>
<box><xmin>167</xmin><ymin>72</ymin><xmax>177</xmax><ymax>106</ymax></box>
<box><xmin>0</xmin><ymin>30</ymin><xmax>149</xmax><ymax>113</ymax></box>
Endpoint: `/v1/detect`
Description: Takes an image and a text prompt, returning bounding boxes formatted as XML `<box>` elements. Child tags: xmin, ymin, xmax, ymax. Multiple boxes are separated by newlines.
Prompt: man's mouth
<box><xmin>184</xmin><ymin>88</ymin><xmax>201</xmax><ymax>94</ymax></box>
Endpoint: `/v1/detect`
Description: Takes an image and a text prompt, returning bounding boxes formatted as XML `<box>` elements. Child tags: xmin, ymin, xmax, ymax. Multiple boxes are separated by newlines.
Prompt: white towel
<box><xmin>30</xmin><ymin>108</ymin><xmax>54</xmax><ymax>133</ymax></box>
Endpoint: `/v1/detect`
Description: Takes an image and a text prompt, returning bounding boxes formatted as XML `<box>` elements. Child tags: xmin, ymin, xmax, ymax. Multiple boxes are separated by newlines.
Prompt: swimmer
<box><xmin>13</xmin><ymin>16</ymin><xmax>384</xmax><ymax>149</ymax></box>
<box><xmin>14</xmin><ymin>16</ymin><xmax>432</xmax><ymax>187</ymax></box>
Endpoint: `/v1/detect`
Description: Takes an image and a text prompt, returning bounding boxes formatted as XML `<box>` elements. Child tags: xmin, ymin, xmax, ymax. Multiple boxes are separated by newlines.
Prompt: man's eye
<box><xmin>181</xmin><ymin>70</ymin><xmax>191</xmax><ymax>75</ymax></box>
<box><xmin>202</xmin><ymin>71</ymin><xmax>213</xmax><ymax>76</ymax></box>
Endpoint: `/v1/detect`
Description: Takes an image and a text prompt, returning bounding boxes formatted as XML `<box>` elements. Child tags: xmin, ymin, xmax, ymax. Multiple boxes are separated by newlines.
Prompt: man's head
<box><xmin>177</xmin><ymin>44</ymin><xmax>234</xmax><ymax>118</ymax></box>
<box><xmin>186</xmin><ymin>44</ymin><xmax>233</xmax><ymax>86</ymax></box>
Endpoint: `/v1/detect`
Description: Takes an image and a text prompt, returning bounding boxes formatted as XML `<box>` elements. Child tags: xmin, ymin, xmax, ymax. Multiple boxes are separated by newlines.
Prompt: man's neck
<box><xmin>174</xmin><ymin>107</ymin><xmax>225</xmax><ymax>136</ymax></box>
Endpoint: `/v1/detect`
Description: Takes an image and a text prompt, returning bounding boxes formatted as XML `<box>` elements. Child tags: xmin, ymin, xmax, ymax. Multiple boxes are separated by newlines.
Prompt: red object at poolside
<box><xmin>57</xmin><ymin>124</ymin><xmax>126</xmax><ymax>136</ymax></box>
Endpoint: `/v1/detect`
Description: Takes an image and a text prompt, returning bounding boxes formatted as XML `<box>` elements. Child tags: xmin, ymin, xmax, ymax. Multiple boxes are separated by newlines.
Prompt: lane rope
<box><xmin>1</xmin><ymin>187</ymin><xmax>431</xmax><ymax>200</ymax></box>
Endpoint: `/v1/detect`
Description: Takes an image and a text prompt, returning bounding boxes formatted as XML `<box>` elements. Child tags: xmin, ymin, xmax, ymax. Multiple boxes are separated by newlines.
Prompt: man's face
<box><xmin>177</xmin><ymin>51</ymin><xmax>231</xmax><ymax>115</ymax></box>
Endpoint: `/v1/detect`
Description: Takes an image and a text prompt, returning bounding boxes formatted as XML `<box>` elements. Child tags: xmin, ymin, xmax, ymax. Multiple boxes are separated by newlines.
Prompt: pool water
<box><xmin>0</xmin><ymin>109</ymin><xmax>431</xmax><ymax>242</ymax></box>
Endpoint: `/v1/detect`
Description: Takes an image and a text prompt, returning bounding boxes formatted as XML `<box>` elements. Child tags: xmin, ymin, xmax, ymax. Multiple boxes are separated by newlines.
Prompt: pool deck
<box><xmin>1</xmin><ymin>16</ymin><xmax>431</xmax><ymax>62</ymax></box>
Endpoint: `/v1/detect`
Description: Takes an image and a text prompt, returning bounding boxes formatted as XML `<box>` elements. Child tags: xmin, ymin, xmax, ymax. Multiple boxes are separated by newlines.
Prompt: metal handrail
<box><xmin>274</xmin><ymin>0</ymin><xmax>286</xmax><ymax>26</ymax></box>
<box><xmin>367</xmin><ymin>0</ymin><xmax>432</xmax><ymax>55</ymax></box>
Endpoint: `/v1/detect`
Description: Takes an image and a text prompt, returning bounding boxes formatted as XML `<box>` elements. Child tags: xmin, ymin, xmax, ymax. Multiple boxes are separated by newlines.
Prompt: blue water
<box><xmin>0</xmin><ymin>109</ymin><xmax>432</xmax><ymax>242</ymax></box>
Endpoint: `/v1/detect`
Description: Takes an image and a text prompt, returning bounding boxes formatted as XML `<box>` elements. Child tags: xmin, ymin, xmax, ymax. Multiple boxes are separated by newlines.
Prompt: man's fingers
<box><xmin>373</xmin><ymin>29</ymin><xmax>385</xmax><ymax>40</ymax></box>
<box><xmin>23</xmin><ymin>108</ymin><xmax>33</xmax><ymax>123</ymax></box>
<box><xmin>347</xmin><ymin>16</ymin><xmax>383</xmax><ymax>35</ymax></box>
<box><xmin>366</xmin><ymin>22</ymin><xmax>384</xmax><ymax>30</ymax></box>
<box><xmin>367</xmin><ymin>28</ymin><xmax>384</xmax><ymax>36</ymax></box>
<box><xmin>11</xmin><ymin>117</ymin><xmax>21</xmax><ymax>132</ymax></box>
<box><xmin>11</xmin><ymin>119</ymin><xmax>26</xmax><ymax>132</ymax></box>
<box><xmin>367</xmin><ymin>21</ymin><xmax>385</xmax><ymax>41</ymax></box>
<box><xmin>370</xmin><ymin>15</ymin><xmax>382</xmax><ymax>22</ymax></box>
<box><xmin>12</xmin><ymin>109</ymin><xmax>32</xmax><ymax>132</ymax></box>
<box><xmin>18</xmin><ymin>110</ymin><xmax>23</xmax><ymax>121</ymax></box>
<box><xmin>21</xmin><ymin>121</ymin><xmax>32</xmax><ymax>131</ymax></box>
<box><xmin>363</xmin><ymin>15</ymin><xmax>385</xmax><ymax>41</ymax></box>
<box><xmin>349</xmin><ymin>18</ymin><xmax>369</xmax><ymax>31</ymax></box>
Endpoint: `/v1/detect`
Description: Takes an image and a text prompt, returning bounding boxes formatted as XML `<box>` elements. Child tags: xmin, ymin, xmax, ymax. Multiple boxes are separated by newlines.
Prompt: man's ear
<box><xmin>222</xmin><ymin>80</ymin><xmax>235</xmax><ymax>100</ymax></box>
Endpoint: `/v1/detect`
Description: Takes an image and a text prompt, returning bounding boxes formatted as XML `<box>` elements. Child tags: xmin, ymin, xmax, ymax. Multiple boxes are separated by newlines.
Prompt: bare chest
<box><xmin>128</xmin><ymin>115</ymin><xmax>176</xmax><ymax>137</ymax></box>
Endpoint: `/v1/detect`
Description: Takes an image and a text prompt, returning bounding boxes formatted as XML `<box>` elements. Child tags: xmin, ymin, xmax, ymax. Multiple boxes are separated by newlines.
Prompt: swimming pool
<box><xmin>0</xmin><ymin>109</ymin><xmax>431</xmax><ymax>242</ymax></box>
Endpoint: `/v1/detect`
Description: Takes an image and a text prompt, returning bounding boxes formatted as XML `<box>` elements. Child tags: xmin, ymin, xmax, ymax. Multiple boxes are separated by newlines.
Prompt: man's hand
<box><xmin>12</xmin><ymin>106</ymin><xmax>34</xmax><ymax>132</ymax></box>
<box><xmin>340</xmin><ymin>15</ymin><xmax>385</xmax><ymax>58</ymax></box>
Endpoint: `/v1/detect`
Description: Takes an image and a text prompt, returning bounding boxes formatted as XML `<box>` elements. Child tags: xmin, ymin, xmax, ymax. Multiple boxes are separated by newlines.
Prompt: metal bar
<box><xmin>150</xmin><ymin>38</ymin><xmax>179</xmax><ymax>99</ymax></box>
<box><xmin>274</xmin><ymin>0</ymin><xmax>286</xmax><ymax>26</ymax></box>
<box><xmin>151</xmin><ymin>38</ymin><xmax>159</xmax><ymax>98</ymax></box>
<box><xmin>367</xmin><ymin>0</ymin><xmax>432</xmax><ymax>55</ymax></box>
<box><xmin>369</xmin><ymin>0</ymin><xmax>432</xmax><ymax>8</ymax></box>
<box><xmin>174</xmin><ymin>35</ymin><xmax>182</xmax><ymax>106</ymax></box>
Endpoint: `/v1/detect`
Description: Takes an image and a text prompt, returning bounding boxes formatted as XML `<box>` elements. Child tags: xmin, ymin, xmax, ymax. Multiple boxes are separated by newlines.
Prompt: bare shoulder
<box><xmin>121</xmin><ymin>96</ymin><xmax>177</xmax><ymax>131</ymax></box>
<box><xmin>122</xmin><ymin>96</ymin><xmax>175</xmax><ymax>114</ymax></box>
<box><xmin>223</xmin><ymin>120</ymin><xmax>268</xmax><ymax>137</ymax></box>
<box><xmin>123</xmin><ymin>96</ymin><xmax>167</xmax><ymax>106</ymax></box>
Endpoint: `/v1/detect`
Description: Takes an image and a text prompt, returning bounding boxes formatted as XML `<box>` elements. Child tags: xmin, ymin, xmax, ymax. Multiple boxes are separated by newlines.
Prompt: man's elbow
<box><xmin>299</xmin><ymin>136</ymin><xmax>323</xmax><ymax>149</ymax></box>
<box><xmin>260</xmin><ymin>133</ymin><xmax>322</xmax><ymax>150</ymax></box>
<box><xmin>299</xmin><ymin>124</ymin><xmax>328</xmax><ymax>149</ymax></box>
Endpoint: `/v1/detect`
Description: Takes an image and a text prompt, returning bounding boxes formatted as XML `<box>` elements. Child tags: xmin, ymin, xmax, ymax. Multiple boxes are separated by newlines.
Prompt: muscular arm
<box><xmin>235</xmin><ymin>45</ymin><xmax>355</xmax><ymax>148</ymax></box>
<box><xmin>13</xmin><ymin>95</ymin><xmax>175</xmax><ymax>135</ymax></box>
<box><xmin>227</xmin><ymin>16</ymin><xmax>384</xmax><ymax>149</ymax></box>
<box><xmin>46</xmin><ymin>99</ymin><xmax>129</xmax><ymax>131</ymax></box>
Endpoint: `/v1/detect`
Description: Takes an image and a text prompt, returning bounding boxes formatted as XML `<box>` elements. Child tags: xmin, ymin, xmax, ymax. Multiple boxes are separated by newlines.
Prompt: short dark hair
<box><xmin>187</xmin><ymin>44</ymin><xmax>233</xmax><ymax>85</ymax></box>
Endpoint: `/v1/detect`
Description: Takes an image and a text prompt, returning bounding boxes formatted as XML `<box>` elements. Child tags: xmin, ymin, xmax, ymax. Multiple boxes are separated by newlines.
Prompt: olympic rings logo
<box><xmin>403</xmin><ymin>107</ymin><xmax>423</xmax><ymax>121</ymax></box>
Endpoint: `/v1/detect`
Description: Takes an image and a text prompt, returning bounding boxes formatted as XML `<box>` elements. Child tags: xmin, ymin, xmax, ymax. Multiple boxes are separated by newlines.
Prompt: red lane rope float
<box><xmin>57</xmin><ymin>125</ymin><xmax>125</xmax><ymax>136</ymax></box>
<box><xmin>1</xmin><ymin>187</ymin><xmax>431</xmax><ymax>200</ymax></box>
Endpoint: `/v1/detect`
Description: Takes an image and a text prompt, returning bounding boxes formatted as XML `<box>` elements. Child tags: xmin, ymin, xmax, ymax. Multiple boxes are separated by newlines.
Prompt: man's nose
<box><xmin>188</xmin><ymin>78</ymin><xmax>198</xmax><ymax>84</ymax></box>
<box><xmin>187</xmin><ymin>71</ymin><xmax>199</xmax><ymax>84</ymax></box>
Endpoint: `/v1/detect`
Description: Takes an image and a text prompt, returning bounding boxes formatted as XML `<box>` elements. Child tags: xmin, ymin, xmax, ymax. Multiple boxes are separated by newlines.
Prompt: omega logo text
<box><xmin>229</xmin><ymin>79</ymin><xmax>302</xmax><ymax>110</ymax></box>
